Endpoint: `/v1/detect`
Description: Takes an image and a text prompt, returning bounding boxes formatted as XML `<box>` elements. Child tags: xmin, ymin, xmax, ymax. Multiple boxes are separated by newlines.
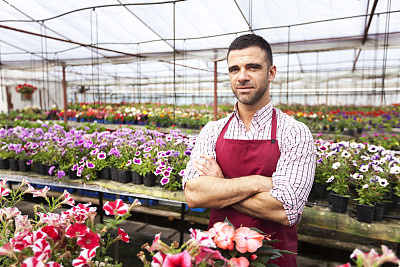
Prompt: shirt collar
<box><xmin>233</xmin><ymin>101</ymin><xmax>274</xmax><ymax>128</ymax></box>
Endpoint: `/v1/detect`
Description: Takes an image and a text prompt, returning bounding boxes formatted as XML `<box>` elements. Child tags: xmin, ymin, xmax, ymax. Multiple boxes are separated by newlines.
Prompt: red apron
<box><xmin>208</xmin><ymin>109</ymin><xmax>297</xmax><ymax>266</ymax></box>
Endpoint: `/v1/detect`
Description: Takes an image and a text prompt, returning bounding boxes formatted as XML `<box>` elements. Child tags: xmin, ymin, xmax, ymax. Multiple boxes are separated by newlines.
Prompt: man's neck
<box><xmin>236</xmin><ymin>99</ymin><xmax>270</xmax><ymax>130</ymax></box>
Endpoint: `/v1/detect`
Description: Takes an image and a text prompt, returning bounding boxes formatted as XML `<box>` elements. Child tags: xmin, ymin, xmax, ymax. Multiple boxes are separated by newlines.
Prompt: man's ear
<box><xmin>268</xmin><ymin>65</ymin><xmax>277</xmax><ymax>82</ymax></box>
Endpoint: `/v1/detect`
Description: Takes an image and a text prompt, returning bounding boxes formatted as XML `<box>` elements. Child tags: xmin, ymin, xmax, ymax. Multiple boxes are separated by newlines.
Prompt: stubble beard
<box><xmin>233</xmin><ymin>82</ymin><xmax>269</xmax><ymax>106</ymax></box>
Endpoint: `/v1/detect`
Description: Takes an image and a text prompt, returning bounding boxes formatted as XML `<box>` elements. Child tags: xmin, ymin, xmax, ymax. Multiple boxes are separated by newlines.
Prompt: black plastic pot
<box><xmin>373</xmin><ymin>202</ymin><xmax>385</xmax><ymax>221</ymax></box>
<box><xmin>132</xmin><ymin>171</ymin><xmax>143</xmax><ymax>184</ymax></box>
<box><xmin>117</xmin><ymin>169</ymin><xmax>132</xmax><ymax>183</ymax></box>
<box><xmin>18</xmin><ymin>160</ymin><xmax>31</xmax><ymax>172</ymax></box>
<box><xmin>35</xmin><ymin>162</ymin><xmax>46</xmax><ymax>175</ymax></box>
<box><xmin>99</xmin><ymin>167</ymin><xmax>111</xmax><ymax>180</ymax></box>
<box><xmin>356</xmin><ymin>203</ymin><xmax>375</xmax><ymax>223</ymax></box>
<box><xmin>310</xmin><ymin>182</ymin><xmax>327</xmax><ymax>199</ymax></box>
<box><xmin>110</xmin><ymin>167</ymin><xmax>118</xmax><ymax>181</ymax></box>
<box><xmin>8</xmin><ymin>158</ymin><xmax>19</xmax><ymax>171</ymax></box>
<box><xmin>329</xmin><ymin>193</ymin><xmax>349</xmax><ymax>213</ymax></box>
<box><xmin>68</xmin><ymin>169</ymin><xmax>78</xmax><ymax>179</ymax></box>
<box><xmin>0</xmin><ymin>158</ymin><xmax>10</xmax><ymax>169</ymax></box>
<box><xmin>143</xmin><ymin>173</ymin><xmax>156</xmax><ymax>187</ymax></box>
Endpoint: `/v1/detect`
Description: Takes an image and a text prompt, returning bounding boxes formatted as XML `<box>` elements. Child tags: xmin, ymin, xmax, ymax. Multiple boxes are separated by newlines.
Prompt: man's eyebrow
<box><xmin>246</xmin><ymin>63</ymin><xmax>262</xmax><ymax>68</ymax></box>
<box><xmin>228</xmin><ymin>65</ymin><xmax>238</xmax><ymax>71</ymax></box>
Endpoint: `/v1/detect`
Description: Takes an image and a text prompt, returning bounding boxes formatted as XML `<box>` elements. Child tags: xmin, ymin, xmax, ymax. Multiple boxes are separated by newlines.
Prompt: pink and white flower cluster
<box><xmin>0</xmin><ymin>178</ymin><xmax>141</xmax><ymax>266</ymax></box>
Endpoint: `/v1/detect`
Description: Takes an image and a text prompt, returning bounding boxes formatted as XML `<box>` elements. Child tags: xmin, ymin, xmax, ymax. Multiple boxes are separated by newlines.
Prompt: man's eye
<box><xmin>229</xmin><ymin>68</ymin><xmax>238</xmax><ymax>73</ymax></box>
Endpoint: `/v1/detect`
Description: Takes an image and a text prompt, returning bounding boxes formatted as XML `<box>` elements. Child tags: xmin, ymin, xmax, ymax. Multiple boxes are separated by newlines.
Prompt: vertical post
<box><xmin>180</xmin><ymin>203</ymin><xmax>185</xmax><ymax>245</ymax></box>
<box><xmin>213</xmin><ymin>61</ymin><xmax>218</xmax><ymax>121</ymax></box>
<box><xmin>62</xmin><ymin>65</ymin><xmax>68</xmax><ymax>124</ymax></box>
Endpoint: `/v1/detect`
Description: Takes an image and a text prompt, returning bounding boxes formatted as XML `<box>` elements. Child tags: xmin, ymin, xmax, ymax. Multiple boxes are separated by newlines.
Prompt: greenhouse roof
<box><xmin>1</xmin><ymin>0</ymin><xmax>400</xmax><ymax>83</ymax></box>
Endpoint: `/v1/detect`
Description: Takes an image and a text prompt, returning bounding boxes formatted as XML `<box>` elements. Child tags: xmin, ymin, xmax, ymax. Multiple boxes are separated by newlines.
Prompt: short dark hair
<box><xmin>228</xmin><ymin>34</ymin><xmax>273</xmax><ymax>66</ymax></box>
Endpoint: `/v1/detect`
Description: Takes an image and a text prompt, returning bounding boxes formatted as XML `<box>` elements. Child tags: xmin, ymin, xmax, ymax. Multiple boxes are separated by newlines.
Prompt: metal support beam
<box><xmin>62</xmin><ymin>65</ymin><xmax>68</xmax><ymax>124</ymax></box>
<box><xmin>352</xmin><ymin>0</ymin><xmax>379</xmax><ymax>71</ymax></box>
<box><xmin>214</xmin><ymin>61</ymin><xmax>218</xmax><ymax>121</ymax></box>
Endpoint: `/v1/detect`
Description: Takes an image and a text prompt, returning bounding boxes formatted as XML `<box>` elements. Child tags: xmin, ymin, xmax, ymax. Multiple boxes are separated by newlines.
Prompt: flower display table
<box><xmin>1</xmin><ymin>170</ymin><xmax>399</xmax><ymax>253</ymax></box>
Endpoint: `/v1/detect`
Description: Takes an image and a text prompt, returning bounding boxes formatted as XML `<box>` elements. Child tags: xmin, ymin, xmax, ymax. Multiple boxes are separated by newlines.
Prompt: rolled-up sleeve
<box><xmin>270</xmin><ymin>122</ymin><xmax>316</xmax><ymax>226</ymax></box>
<box><xmin>182</xmin><ymin>121</ymin><xmax>218</xmax><ymax>189</ymax></box>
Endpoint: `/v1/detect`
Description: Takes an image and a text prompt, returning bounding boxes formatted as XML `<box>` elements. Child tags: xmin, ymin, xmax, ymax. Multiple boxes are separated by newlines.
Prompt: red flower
<box><xmin>66</xmin><ymin>223</ymin><xmax>89</xmax><ymax>238</ymax></box>
<box><xmin>0</xmin><ymin>187</ymin><xmax>10</xmax><ymax>197</ymax></box>
<box><xmin>21</xmin><ymin>257</ymin><xmax>44</xmax><ymax>267</ymax></box>
<box><xmin>32</xmin><ymin>238</ymin><xmax>51</xmax><ymax>261</ymax></box>
<box><xmin>102</xmin><ymin>199</ymin><xmax>129</xmax><ymax>216</ymax></box>
<box><xmin>77</xmin><ymin>231</ymin><xmax>100</xmax><ymax>250</ymax></box>
<box><xmin>41</xmin><ymin>226</ymin><xmax>58</xmax><ymax>239</ymax></box>
<box><xmin>118</xmin><ymin>228</ymin><xmax>129</xmax><ymax>243</ymax></box>
<box><xmin>72</xmin><ymin>249</ymin><xmax>96</xmax><ymax>267</ymax></box>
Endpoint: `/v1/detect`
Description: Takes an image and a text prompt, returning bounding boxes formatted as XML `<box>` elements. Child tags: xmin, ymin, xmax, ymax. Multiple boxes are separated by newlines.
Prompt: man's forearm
<box><xmin>232</xmin><ymin>192</ymin><xmax>290</xmax><ymax>226</ymax></box>
<box><xmin>184</xmin><ymin>175</ymin><xmax>271</xmax><ymax>209</ymax></box>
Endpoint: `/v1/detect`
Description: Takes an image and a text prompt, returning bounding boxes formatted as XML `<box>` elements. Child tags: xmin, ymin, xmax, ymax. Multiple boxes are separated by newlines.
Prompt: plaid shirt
<box><xmin>182</xmin><ymin>101</ymin><xmax>316</xmax><ymax>226</ymax></box>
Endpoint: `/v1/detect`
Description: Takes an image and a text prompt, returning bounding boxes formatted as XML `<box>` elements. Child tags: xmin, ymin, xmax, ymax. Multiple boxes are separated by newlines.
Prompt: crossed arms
<box><xmin>184</xmin><ymin>154</ymin><xmax>290</xmax><ymax>226</ymax></box>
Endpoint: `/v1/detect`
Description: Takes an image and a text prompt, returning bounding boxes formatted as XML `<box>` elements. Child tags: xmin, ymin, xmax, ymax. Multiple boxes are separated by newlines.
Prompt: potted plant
<box><xmin>354</xmin><ymin>182</ymin><xmax>377</xmax><ymax>223</ymax></box>
<box><xmin>15</xmin><ymin>83</ymin><xmax>37</xmax><ymax>100</ymax></box>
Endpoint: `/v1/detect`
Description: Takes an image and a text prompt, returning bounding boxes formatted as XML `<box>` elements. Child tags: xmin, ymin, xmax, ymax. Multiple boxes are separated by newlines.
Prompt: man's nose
<box><xmin>237</xmin><ymin>69</ymin><xmax>249</xmax><ymax>82</ymax></box>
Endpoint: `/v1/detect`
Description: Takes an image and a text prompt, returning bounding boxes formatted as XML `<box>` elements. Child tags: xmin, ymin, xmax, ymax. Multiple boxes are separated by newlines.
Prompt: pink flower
<box><xmin>118</xmin><ymin>228</ymin><xmax>129</xmax><ymax>243</ymax></box>
<box><xmin>72</xmin><ymin>249</ymin><xmax>96</xmax><ymax>267</ymax></box>
<box><xmin>213</xmin><ymin>224</ymin><xmax>235</xmax><ymax>250</ymax></box>
<box><xmin>0</xmin><ymin>242</ymin><xmax>15</xmax><ymax>257</ymax></box>
<box><xmin>66</xmin><ymin>223</ymin><xmax>89</xmax><ymax>238</ymax></box>
<box><xmin>187</xmin><ymin>228</ymin><xmax>215</xmax><ymax>248</ymax></box>
<box><xmin>206</xmin><ymin>222</ymin><xmax>229</xmax><ymax>239</ymax></box>
<box><xmin>21</xmin><ymin>257</ymin><xmax>46</xmax><ymax>267</ymax></box>
<box><xmin>61</xmin><ymin>190</ymin><xmax>75</xmax><ymax>206</ymax></box>
<box><xmin>195</xmin><ymin>246</ymin><xmax>226</xmax><ymax>265</ymax></box>
<box><xmin>0</xmin><ymin>207</ymin><xmax>21</xmax><ymax>220</ymax></box>
<box><xmin>32</xmin><ymin>238</ymin><xmax>51</xmax><ymax>261</ymax></box>
<box><xmin>33</xmin><ymin>186</ymin><xmax>50</xmax><ymax>198</ymax></box>
<box><xmin>23</xmin><ymin>183</ymin><xmax>35</xmax><ymax>194</ymax></box>
<box><xmin>22</xmin><ymin>230</ymin><xmax>47</xmax><ymax>247</ymax></box>
<box><xmin>233</xmin><ymin>227</ymin><xmax>264</xmax><ymax>253</ymax></box>
<box><xmin>149</xmin><ymin>233</ymin><xmax>170</xmax><ymax>253</ymax></box>
<box><xmin>15</xmin><ymin>214</ymin><xmax>32</xmax><ymax>233</ymax></box>
<box><xmin>163</xmin><ymin>250</ymin><xmax>192</xmax><ymax>267</ymax></box>
<box><xmin>0</xmin><ymin>178</ymin><xmax>8</xmax><ymax>188</ymax></box>
<box><xmin>151</xmin><ymin>252</ymin><xmax>167</xmax><ymax>267</ymax></box>
<box><xmin>336</xmin><ymin>264</ymin><xmax>351</xmax><ymax>267</ymax></box>
<box><xmin>103</xmin><ymin>199</ymin><xmax>129</xmax><ymax>216</ymax></box>
<box><xmin>0</xmin><ymin>187</ymin><xmax>10</xmax><ymax>197</ymax></box>
<box><xmin>229</xmin><ymin>257</ymin><xmax>249</xmax><ymax>267</ymax></box>
<box><xmin>77</xmin><ymin>231</ymin><xmax>100</xmax><ymax>250</ymax></box>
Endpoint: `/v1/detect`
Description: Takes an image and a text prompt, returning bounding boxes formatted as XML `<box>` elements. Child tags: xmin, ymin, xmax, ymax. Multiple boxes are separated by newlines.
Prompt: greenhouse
<box><xmin>0</xmin><ymin>0</ymin><xmax>400</xmax><ymax>266</ymax></box>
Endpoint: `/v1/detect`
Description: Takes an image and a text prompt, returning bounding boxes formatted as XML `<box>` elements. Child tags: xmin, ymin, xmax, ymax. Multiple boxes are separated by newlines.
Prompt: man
<box><xmin>182</xmin><ymin>34</ymin><xmax>316</xmax><ymax>266</ymax></box>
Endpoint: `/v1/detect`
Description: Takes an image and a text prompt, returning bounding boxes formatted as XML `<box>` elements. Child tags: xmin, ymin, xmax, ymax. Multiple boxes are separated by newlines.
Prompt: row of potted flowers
<box><xmin>314</xmin><ymin>139</ymin><xmax>400</xmax><ymax>223</ymax></box>
<box><xmin>0</xmin><ymin>124</ymin><xmax>194</xmax><ymax>191</ymax></box>
<box><xmin>1</xmin><ymin>103</ymin><xmax>399</xmax><ymax>133</ymax></box>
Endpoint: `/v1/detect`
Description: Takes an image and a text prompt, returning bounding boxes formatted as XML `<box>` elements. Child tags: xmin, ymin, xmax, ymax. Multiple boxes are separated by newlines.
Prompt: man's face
<box><xmin>227</xmin><ymin>46</ymin><xmax>276</xmax><ymax>107</ymax></box>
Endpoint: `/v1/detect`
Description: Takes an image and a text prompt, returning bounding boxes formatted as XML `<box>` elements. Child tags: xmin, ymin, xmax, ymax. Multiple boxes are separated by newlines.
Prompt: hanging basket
<box><xmin>21</xmin><ymin>93</ymin><xmax>32</xmax><ymax>100</ymax></box>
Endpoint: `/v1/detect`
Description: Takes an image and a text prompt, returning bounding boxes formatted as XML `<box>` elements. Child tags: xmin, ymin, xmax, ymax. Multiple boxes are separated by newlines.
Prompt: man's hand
<box><xmin>191</xmin><ymin>154</ymin><xmax>224</xmax><ymax>178</ymax></box>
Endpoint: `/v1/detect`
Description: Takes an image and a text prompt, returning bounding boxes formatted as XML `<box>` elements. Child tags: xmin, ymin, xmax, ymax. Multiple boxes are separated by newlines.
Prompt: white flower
<box><xmin>332</xmin><ymin>162</ymin><xmax>341</xmax><ymax>169</ymax></box>
<box><xmin>352</xmin><ymin>173</ymin><xmax>363</xmax><ymax>180</ymax></box>
<box><xmin>359</xmin><ymin>165</ymin><xmax>369</xmax><ymax>172</ymax></box>
<box><xmin>326</xmin><ymin>176</ymin><xmax>335</xmax><ymax>183</ymax></box>
<box><xmin>350</xmin><ymin>142</ymin><xmax>359</xmax><ymax>149</ymax></box>
<box><xmin>361</xmin><ymin>155</ymin><xmax>370</xmax><ymax>161</ymax></box>
<box><xmin>362</xmin><ymin>184</ymin><xmax>369</xmax><ymax>189</ymax></box>
<box><xmin>341</xmin><ymin>151</ymin><xmax>351</xmax><ymax>158</ymax></box>
<box><xmin>368</xmin><ymin>145</ymin><xmax>378</xmax><ymax>153</ymax></box>
<box><xmin>390</xmin><ymin>165</ymin><xmax>400</xmax><ymax>174</ymax></box>
<box><xmin>379</xmin><ymin>178</ymin><xmax>389</xmax><ymax>187</ymax></box>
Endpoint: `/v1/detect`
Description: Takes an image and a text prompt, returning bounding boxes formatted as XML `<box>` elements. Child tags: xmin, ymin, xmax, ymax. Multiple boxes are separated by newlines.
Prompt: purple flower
<box><xmin>27</xmin><ymin>160</ymin><xmax>33</xmax><ymax>165</ymax></box>
<box><xmin>126</xmin><ymin>160</ymin><xmax>132</xmax><ymax>166</ymax></box>
<box><xmin>179</xmin><ymin>170</ymin><xmax>185</xmax><ymax>176</ymax></box>
<box><xmin>135</xmin><ymin>151</ymin><xmax>140</xmax><ymax>156</ymax></box>
<box><xmin>90</xmin><ymin>149</ymin><xmax>99</xmax><ymax>156</ymax></box>
<box><xmin>144</xmin><ymin>147</ymin><xmax>152</xmax><ymax>152</ymax></box>
<box><xmin>48</xmin><ymin>166</ymin><xmax>55</xmax><ymax>175</ymax></box>
<box><xmin>144</xmin><ymin>153</ymin><xmax>151</xmax><ymax>158</ymax></box>
<box><xmin>133</xmin><ymin>158</ymin><xmax>142</xmax><ymax>165</ymax></box>
<box><xmin>71</xmin><ymin>164</ymin><xmax>78</xmax><ymax>171</ymax></box>
<box><xmin>154</xmin><ymin>169</ymin><xmax>162</xmax><ymax>175</ymax></box>
<box><xmin>160</xmin><ymin>177</ymin><xmax>170</xmax><ymax>186</ymax></box>
<box><xmin>163</xmin><ymin>170</ymin><xmax>171</xmax><ymax>178</ymax></box>
<box><xmin>57</xmin><ymin>170</ymin><xmax>66</xmax><ymax>178</ymax></box>
<box><xmin>86</xmin><ymin>162</ymin><xmax>95</xmax><ymax>168</ymax></box>
<box><xmin>165</xmin><ymin>150</ymin><xmax>172</xmax><ymax>157</ymax></box>
<box><xmin>184</xmin><ymin>150</ymin><xmax>191</xmax><ymax>156</ymax></box>
<box><xmin>97</xmin><ymin>152</ymin><xmax>106</xmax><ymax>160</ymax></box>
